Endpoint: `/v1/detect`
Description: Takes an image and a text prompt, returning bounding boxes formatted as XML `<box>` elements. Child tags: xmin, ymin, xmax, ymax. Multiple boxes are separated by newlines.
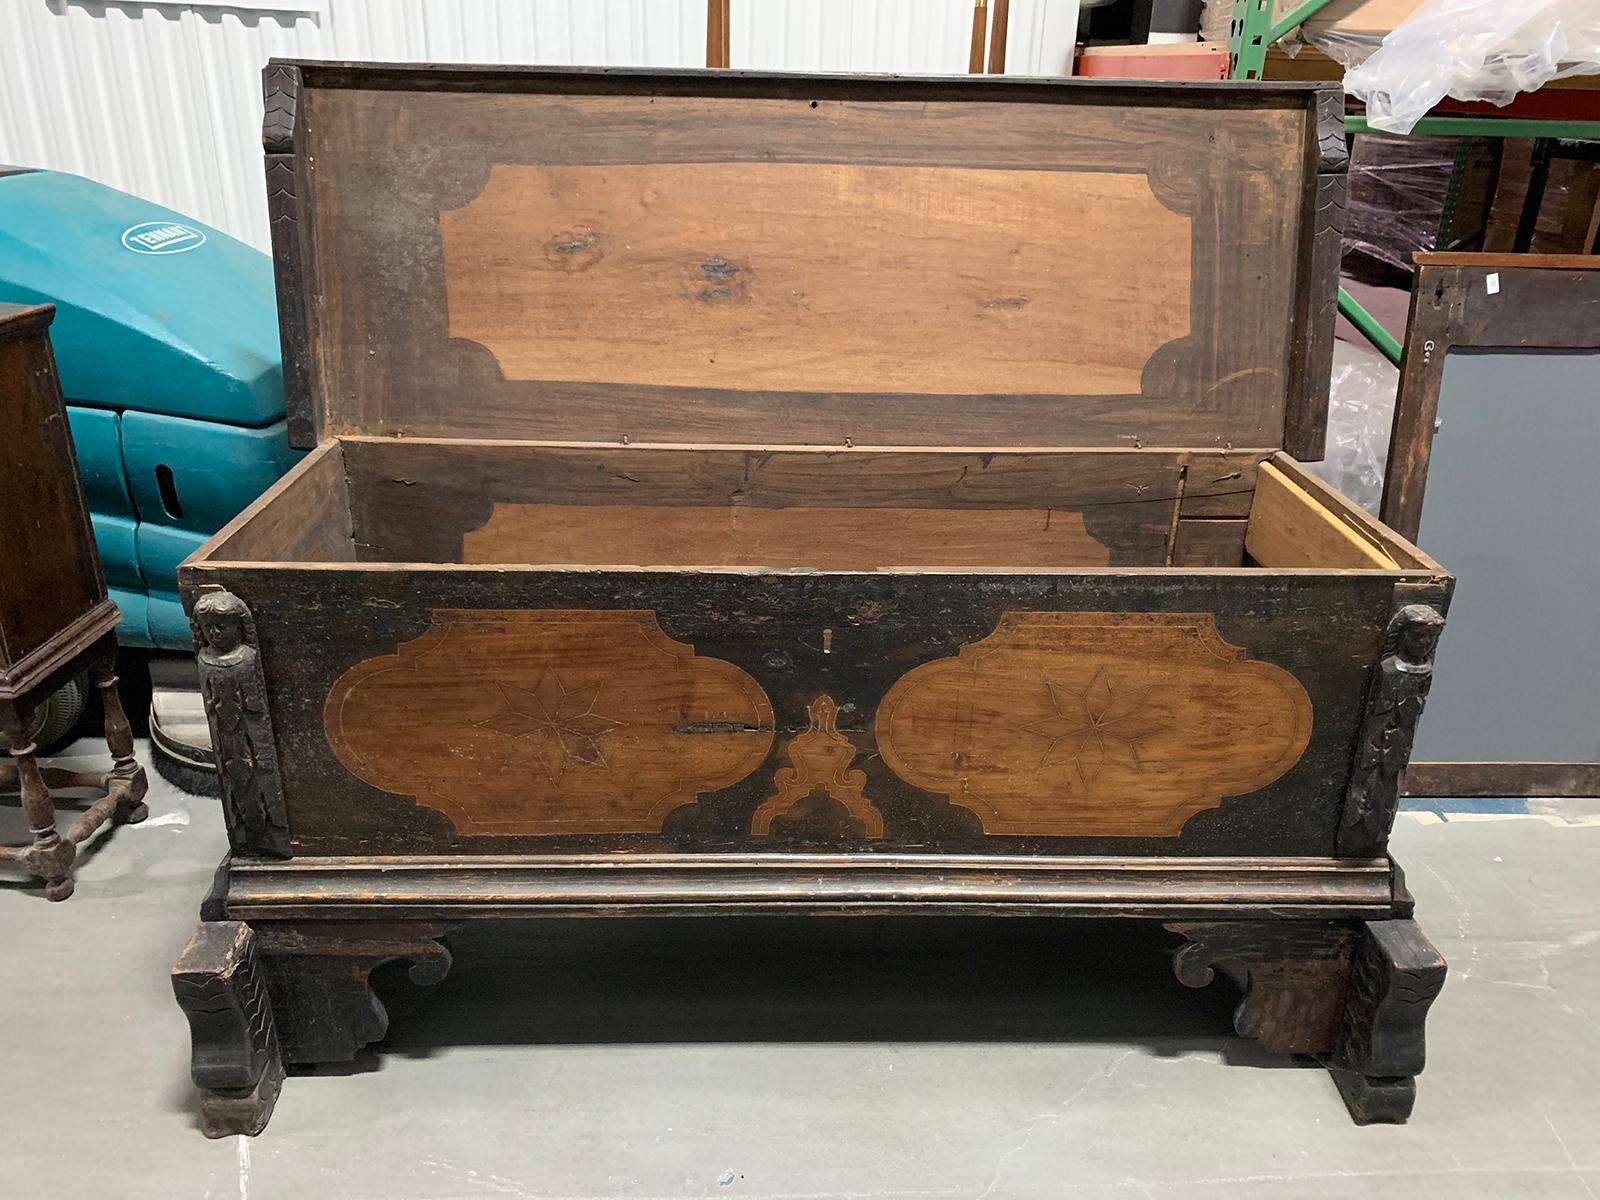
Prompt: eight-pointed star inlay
<box><xmin>475</xmin><ymin>674</ymin><xmax>624</xmax><ymax>783</ymax></box>
<box><xmin>1023</xmin><ymin>667</ymin><xmax>1165</xmax><ymax>789</ymax></box>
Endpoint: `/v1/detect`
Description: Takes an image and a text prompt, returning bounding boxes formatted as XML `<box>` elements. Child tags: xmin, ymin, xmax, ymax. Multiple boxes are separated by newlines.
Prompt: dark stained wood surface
<box><xmin>180</xmin><ymin>561</ymin><xmax>1415</xmax><ymax>858</ymax></box>
<box><xmin>1403</xmin><ymin>761</ymin><xmax>1600</xmax><ymax>799</ymax></box>
<box><xmin>269</xmin><ymin>63</ymin><xmax>1341</xmax><ymax>452</ymax></box>
<box><xmin>1171</xmin><ymin>518</ymin><xmax>1247</xmax><ymax>566</ymax></box>
<box><xmin>1381</xmin><ymin>255</ymin><xmax>1600</xmax><ymax>542</ymax></box>
<box><xmin>0</xmin><ymin>304</ymin><xmax>105</xmax><ymax>677</ymax></box>
<box><xmin>222</xmin><ymin>853</ymin><xmax>1398</xmax><ymax>921</ymax></box>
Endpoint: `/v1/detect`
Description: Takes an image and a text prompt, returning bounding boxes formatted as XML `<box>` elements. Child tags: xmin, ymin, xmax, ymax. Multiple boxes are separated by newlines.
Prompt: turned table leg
<box><xmin>93</xmin><ymin>658</ymin><xmax>148</xmax><ymax>825</ymax></box>
<box><xmin>1</xmin><ymin>702</ymin><xmax>77</xmax><ymax>901</ymax></box>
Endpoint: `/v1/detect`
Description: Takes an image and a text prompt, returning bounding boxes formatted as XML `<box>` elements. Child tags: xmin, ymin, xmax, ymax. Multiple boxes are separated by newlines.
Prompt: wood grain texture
<box><xmin>171</xmin><ymin>920</ymin><xmax>283</xmax><ymax>1138</ymax></box>
<box><xmin>1270</xmin><ymin>454</ymin><xmax>1435</xmax><ymax>570</ymax></box>
<box><xmin>1381</xmin><ymin>257</ymin><xmax>1600</xmax><ymax>542</ymax></box>
<box><xmin>223</xmin><ymin>853</ymin><xmax>1401</xmax><ymax>921</ymax></box>
<box><xmin>1246</xmin><ymin>462</ymin><xmax>1396</xmax><ymax>570</ymax></box>
<box><xmin>751</xmin><ymin>695</ymin><xmax>883</xmax><ymax>838</ymax></box>
<box><xmin>876</xmin><ymin>611</ymin><xmax>1314</xmax><ymax>837</ymax></box>
<box><xmin>340</xmin><ymin>440</ymin><xmax>1245</xmax><ymax>568</ymax></box>
<box><xmin>1403</xmin><ymin>761</ymin><xmax>1600</xmax><ymax>799</ymax></box>
<box><xmin>325</xmin><ymin>609</ymin><xmax>774</xmax><ymax>835</ymax></box>
<box><xmin>200</xmin><ymin>440</ymin><xmax>354</xmax><ymax>565</ymax></box>
<box><xmin>0</xmin><ymin>304</ymin><xmax>105</xmax><ymax>671</ymax></box>
<box><xmin>1171</xmin><ymin>519</ymin><xmax>1247</xmax><ymax>567</ymax></box>
<box><xmin>262</xmin><ymin>64</ymin><xmax>319</xmax><ymax>450</ymax></box>
<box><xmin>1169</xmin><ymin>920</ymin><xmax>1357</xmax><ymax>1054</ymax></box>
<box><xmin>179</xmin><ymin>565</ymin><xmax>1402</xmax><ymax>857</ymax></box>
<box><xmin>462</xmin><ymin>502</ymin><xmax>1117</xmax><ymax>570</ymax></box>
<box><xmin>286</xmin><ymin>70</ymin><xmax>1325</xmax><ymax>448</ymax></box>
<box><xmin>441</xmin><ymin>162</ymin><xmax>1190</xmax><ymax>398</ymax></box>
<box><xmin>1329</xmin><ymin>917</ymin><xmax>1447</xmax><ymax>1124</ymax></box>
<box><xmin>1282</xmin><ymin>88</ymin><xmax>1348</xmax><ymax>461</ymax></box>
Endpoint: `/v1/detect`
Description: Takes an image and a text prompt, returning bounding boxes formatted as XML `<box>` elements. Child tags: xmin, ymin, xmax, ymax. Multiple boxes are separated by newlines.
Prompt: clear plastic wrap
<box><xmin>1343</xmin><ymin>0</ymin><xmax>1600</xmax><ymax>134</ymax></box>
<box><xmin>1305</xmin><ymin>339</ymin><xmax>1400</xmax><ymax>515</ymax></box>
<box><xmin>1341</xmin><ymin>132</ymin><xmax>1458</xmax><ymax>278</ymax></box>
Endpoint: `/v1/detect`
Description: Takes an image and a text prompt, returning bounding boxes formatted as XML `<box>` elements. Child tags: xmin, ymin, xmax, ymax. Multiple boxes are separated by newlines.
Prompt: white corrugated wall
<box><xmin>0</xmin><ymin>1</ymin><xmax>1077</xmax><ymax>253</ymax></box>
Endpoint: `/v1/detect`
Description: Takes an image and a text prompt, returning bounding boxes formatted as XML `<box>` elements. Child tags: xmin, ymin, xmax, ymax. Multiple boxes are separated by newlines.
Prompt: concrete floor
<box><xmin>3</xmin><ymin>741</ymin><xmax>1598</xmax><ymax>1200</ymax></box>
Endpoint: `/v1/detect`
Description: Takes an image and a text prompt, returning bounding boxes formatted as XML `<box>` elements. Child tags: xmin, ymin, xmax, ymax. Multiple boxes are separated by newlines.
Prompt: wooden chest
<box><xmin>172</xmin><ymin>63</ymin><xmax>1451</xmax><ymax>1135</ymax></box>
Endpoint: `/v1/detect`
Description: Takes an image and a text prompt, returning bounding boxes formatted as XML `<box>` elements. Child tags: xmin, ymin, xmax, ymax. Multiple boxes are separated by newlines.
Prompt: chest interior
<box><xmin>209</xmin><ymin>438</ymin><xmax>1425</xmax><ymax>574</ymax></box>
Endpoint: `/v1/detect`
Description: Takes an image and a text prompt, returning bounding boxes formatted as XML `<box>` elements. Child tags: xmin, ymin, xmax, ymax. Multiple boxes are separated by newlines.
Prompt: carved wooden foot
<box><xmin>1</xmin><ymin>735</ymin><xmax>77</xmax><ymax>900</ymax></box>
<box><xmin>251</xmin><ymin>923</ymin><xmax>454</xmax><ymax>1066</ymax></box>
<box><xmin>1167</xmin><ymin>921</ymin><xmax>1357</xmax><ymax>1055</ymax></box>
<box><xmin>1168</xmin><ymin>918</ymin><xmax>1446</xmax><ymax>1124</ymax></box>
<box><xmin>1328</xmin><ymin>919</ymin><xmax>1447</xmax><ymax>1124</ymax></box>
<box><xmin>172</xmin><ymin>921</ymin><xmax>284</xmax><ymax>1138</ymax></box>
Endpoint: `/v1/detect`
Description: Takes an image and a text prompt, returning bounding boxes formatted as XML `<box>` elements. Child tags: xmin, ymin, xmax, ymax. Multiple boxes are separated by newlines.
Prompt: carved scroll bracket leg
<box><xmin>172</xmin><ymin>921</ymin><xmax>285</xmax><ymax>1138</ymax></box>
<box><xmin>1167</xmin><ymin>921</ymin><xmax>1357</xmax><ymax>1057</ymax></box>
<box><xmin>252</xmin><ymin>924</ymin><xmax>455</xmax><ymax>1066</ymax></box>
<box><xmin>1327</xmin><ymin>918</ymin><xmax>1447</xmax><ymax>1124</ymax></box>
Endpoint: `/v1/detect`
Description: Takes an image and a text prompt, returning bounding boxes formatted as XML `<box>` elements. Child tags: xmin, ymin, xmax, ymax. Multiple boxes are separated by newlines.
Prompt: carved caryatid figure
<box><xmin>193</xmin><ymin>591</ymin><xmax>292</xmax><ymax>857</ymax></box>
<box><xmin>1342</xmin><ymin>603</ymin><xmax>1446</xmax><ymax>855</ymax></box>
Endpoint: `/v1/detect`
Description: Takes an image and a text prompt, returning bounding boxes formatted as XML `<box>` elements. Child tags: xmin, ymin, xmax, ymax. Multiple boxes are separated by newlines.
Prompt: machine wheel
<box><xmin>0</xmin><ymin>676</ymin><xmax>89</xmax><ymax>753</ymax></box>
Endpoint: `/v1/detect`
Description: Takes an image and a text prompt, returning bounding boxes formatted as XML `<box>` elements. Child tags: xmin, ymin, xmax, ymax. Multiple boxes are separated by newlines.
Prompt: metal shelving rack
<box><xmin>1227</xmin><ymin>0</ymin><xmax>1600</xmax><ymax>365</ymax></box>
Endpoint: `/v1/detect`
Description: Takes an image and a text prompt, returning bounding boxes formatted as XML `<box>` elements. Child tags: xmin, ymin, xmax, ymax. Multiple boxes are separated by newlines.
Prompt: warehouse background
<box><xmin>0</xmin><ymin>0</ymin><xmax>1080</xmax><ymax>253</ymax></box>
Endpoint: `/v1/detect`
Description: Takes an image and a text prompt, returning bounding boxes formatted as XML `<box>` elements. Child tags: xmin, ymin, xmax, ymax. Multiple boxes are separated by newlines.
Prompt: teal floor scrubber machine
<box><xmin>0</xmin><ymin>166</ymin><xmax>295</xmax><ymax>789</ymax></box>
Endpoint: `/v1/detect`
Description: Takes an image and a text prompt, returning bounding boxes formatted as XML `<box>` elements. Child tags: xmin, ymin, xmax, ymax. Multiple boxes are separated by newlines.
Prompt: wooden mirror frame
<box><xmin>1383</xmin><ymin>253</ymin><xmax>1600</xmax><ymax>799</ymax></box>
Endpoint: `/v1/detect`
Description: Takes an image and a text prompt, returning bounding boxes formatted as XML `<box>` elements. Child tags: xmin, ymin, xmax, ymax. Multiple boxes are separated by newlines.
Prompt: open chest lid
<box><xmin>266</xmin><ymin>62</ymin><xmax>1346</xmax><ymax>456</ymax></box>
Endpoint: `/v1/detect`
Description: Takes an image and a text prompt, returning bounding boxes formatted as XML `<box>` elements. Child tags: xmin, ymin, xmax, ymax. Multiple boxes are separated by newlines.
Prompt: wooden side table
<box><xmin>0</xmin><ymin>302</ymin><xmax>148</xmax><ymax>900</ymax></box>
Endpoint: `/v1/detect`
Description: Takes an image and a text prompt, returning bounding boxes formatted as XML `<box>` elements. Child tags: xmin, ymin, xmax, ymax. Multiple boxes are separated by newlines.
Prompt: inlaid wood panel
<box><xmin>441</xmin><ymin>162</ymin><xmax>1190</xmax><ymax>398</ymax></box>
<box><xmin>324</xmin><ymin>610</ymin><xmax>774</xmax><ymax>835</ymax></box>
<box><xmin>288</xmin><ymin>71</ymin><xmax>1327</xmax><ymax>449</ymax></box>
<box><xmin>876</xmin><ymin>612</ymin><xmax>1314</xmax><ymax>837</ymax></box>
<box><xmin>751</xmin><ymin>695</ymin><xmax>884</xmax><ymax>838</ymax></box>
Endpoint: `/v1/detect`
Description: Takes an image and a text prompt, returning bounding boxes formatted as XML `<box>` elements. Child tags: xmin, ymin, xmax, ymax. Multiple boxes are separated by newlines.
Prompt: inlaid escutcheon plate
<box><xmin>324</xmin><ymin>610</ymin><xmax>774</xmax><ymax>835</ymax></box>
<box><xmin>875</xmin><ymin>612</ymin><xmax>1314</xmax><ymax>837</ymax></box>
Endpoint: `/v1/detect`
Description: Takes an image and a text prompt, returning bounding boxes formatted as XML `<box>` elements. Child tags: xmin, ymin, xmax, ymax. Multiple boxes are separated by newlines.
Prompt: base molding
<box><xmin>178</xmin><ymin>855</ymin><xmax>1445</xmax><ymax>1135</ymax></box>
<box><xmin>223</xmin><ymin>853</ymin><xmax>1400</xmax><ymax>922</ymax></box>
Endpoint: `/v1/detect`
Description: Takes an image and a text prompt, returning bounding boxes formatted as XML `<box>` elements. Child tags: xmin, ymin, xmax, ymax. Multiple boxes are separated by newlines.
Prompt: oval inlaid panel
<box><xmin>325</xmin><ymin>610</ymin><xmax>774</xmax><ymax>835</ymax></box>
<box><xmin>875</xmin><ymin>612</ymin><xmax>1314</xmax><ymax>837</ymax></box>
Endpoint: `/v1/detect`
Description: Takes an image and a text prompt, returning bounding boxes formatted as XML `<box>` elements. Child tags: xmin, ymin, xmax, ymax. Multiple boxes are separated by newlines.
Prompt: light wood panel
<box><xmin>201</xmin><ymin>441</ymin><xmax>355</xmax><ymax>564</ymax></box>
<box><xmin>325</xmin><ymin>609</ymin><xmax>774</xmax><ymax>836</ymax></box>
<box><xmin>462</xmin><ymin>503</ymin><xmax>1113</xmax><ymax>569</ymax></box>
<box><xmin>1245</xmin><ymin>463</ymin><xmax>1397</xmax><ymax>570</ymax></box>
<box><xmin>876</xmin><ymin>611</ymin><xmax>1314</xmax><ymax>837</ymax></box>
<box><xmin>441</xmin><ymin>162</ymin><xmax>1190</xmax><ymax>397</ymax></box>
